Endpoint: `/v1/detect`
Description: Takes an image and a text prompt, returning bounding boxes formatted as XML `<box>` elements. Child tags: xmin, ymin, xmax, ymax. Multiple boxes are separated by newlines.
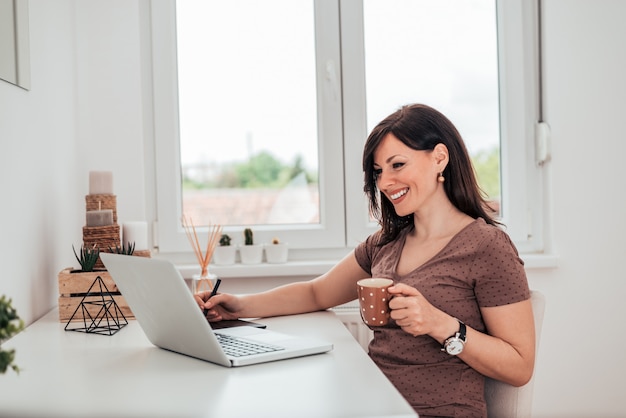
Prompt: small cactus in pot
<box><xmin>213</xmin><ymin>234</ymin><xmax>235</xmax><ymax>265</ymax></box>
<box><xmin>265</xmin><ymin>237</ymin><xmax>288</xmax><ymax>264</ymax></box>
<box><xmin>240</xmin><ymin>228</ymin><xmax>262</xmax><ymax>264</ymax></box>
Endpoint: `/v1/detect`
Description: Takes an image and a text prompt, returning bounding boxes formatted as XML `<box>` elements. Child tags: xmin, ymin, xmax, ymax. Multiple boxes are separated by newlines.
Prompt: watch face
<box><xmin>445</xmin><ymin>339</ymin><xmax>464</xmax><ymax>355</ymax></box>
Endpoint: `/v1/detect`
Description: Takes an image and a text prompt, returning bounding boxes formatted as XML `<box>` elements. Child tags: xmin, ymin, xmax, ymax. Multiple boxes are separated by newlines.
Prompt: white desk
<box><xmin>0</xmin><ymin>309</ymin><xmax>417</xmax><ymax>418</ymax></box>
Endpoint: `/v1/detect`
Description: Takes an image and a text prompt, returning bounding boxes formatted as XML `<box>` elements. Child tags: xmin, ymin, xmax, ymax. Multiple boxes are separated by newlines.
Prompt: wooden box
<box><xmin>58</xmin><ymin>268</ymin><xmax>135</xmax><ymax>322</ymax></box>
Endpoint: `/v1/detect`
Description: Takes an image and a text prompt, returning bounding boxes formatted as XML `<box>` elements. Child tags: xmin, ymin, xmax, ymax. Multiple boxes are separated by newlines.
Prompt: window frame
<box><xmin>149</xmin><ymin>0</ymin><xmax>550</xmax><ymax>264</ymax></box>
<box><xmin>151</xmin><ymin>0</ymin><xmax>348</xmax><ymax>255</ymax></box>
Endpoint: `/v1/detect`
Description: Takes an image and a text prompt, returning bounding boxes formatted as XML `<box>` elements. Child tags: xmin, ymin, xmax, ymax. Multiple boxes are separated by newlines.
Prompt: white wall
<box><xmin>73</xmin><ymin>0</ymin><xmax>151</xmax><ymax>227</ymax></box>
<box><xmin>0</xmin><ymin>0</ymin><xmax>79</xmax><ymax>325</ymax></box>
<box><xmin>525</xmin><ymin>1</ymin><xmax>626</xmax><ymax>416</ymax></box>
<box><xmin>1</xmin><ymin>0</ymin><xmax>625</xmax><ymax>416</ymax></box>
<box><xmin>0</xmin><ymin>0</ymin><xmax>151</xmax><ymax>321</ymax></box>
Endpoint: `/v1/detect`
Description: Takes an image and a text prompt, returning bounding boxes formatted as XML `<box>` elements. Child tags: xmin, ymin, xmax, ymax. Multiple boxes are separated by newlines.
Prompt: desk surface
<box><xmin>0</xmin><ymin>309</ymin><xmax>416</xmax><ymax>418</ymax></box>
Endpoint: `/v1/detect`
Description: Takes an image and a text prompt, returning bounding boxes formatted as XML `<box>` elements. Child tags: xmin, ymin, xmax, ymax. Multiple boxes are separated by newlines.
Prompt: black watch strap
<box><xmin>457</xmin><ymin>320</ymin><xmax>467</xmax><ymax>341</ymax></box>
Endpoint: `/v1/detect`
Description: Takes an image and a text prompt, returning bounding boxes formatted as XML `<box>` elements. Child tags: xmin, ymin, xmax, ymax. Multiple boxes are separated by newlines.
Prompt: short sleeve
<box><xmin>471</xmin><ymin>227</ymin><xmax>530</xmax><ymax>307</ymax></box>
<box><xmin>354</xmin><ymin>231</ymin><xmax>382</xmax><ymax>275</ymax></box>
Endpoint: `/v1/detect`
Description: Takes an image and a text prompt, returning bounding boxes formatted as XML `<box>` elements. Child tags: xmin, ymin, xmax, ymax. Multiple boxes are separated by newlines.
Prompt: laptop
<box><xmin>100</xmin><ymin>253</ymin><xmax>333</xmax><ymax>367</ymax></box>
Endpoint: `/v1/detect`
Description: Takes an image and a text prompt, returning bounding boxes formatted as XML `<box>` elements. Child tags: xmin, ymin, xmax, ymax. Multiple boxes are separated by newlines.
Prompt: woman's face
<box><xmin>373</xmin><ymin>133</ymin><xmax>444</xmax><ymax>217</ymax></box>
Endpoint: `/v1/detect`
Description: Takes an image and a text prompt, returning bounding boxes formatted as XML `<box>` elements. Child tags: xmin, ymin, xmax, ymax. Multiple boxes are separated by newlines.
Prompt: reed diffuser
<box><xmin>182</xmin><ymin>215</ymin><xmax>222</xmax><ymax>293</ymax></box>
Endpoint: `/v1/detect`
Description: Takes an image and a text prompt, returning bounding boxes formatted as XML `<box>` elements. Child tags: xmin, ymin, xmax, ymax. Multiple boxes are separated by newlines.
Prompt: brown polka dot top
<box><xmin>354</xmin><ymin>218</ymin><xmax>530</xmax><ymax>417</ymax></box>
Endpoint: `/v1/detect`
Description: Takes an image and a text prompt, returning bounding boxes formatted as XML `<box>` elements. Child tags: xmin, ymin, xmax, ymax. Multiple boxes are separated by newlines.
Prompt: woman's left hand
<box><xmin>387</xmin><ymin>283</ymin><xmax>449</xmax><ymax>338</ymax></box>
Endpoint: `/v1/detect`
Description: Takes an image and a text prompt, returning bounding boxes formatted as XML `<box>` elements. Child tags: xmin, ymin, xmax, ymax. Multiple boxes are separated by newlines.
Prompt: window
<box><xmin>150</xmin><ymin>0</ymin><xmax>546</xmax><ymax>259</ymax></box>
<box><xmin>176</xmin><ymin>1</ymin><xmax>321</xmax><ymax>228</ymax></box>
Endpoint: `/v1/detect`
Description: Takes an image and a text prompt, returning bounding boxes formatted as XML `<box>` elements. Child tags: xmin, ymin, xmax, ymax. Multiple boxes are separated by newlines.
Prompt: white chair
<box><xmin>485</xmin><ymin>290</ymin><xmax>546</xmax><ymax>418</ymax></box>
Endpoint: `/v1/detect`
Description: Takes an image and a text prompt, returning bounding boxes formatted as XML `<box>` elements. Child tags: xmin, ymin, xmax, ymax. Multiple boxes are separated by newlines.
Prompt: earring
<box><xmin>437</xmin><ymin>172</ymin><xmax>445</xmax><ymax>183</ymax></box>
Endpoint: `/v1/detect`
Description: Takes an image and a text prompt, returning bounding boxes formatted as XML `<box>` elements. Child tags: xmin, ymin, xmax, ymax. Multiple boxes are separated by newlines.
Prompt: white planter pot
<box><xmin>239</xmin><ymin>244</ymin><xmax>263</xmax><ymax>264</ymax></box>
<box><xmin>264</xmin><ymin>243</ymin><xmax>288</xmax><ymax>264</ymax></box>
<box><xmin>212</xmin><ymin>246</ymin><xmax>236</xmax><ymax>265</ymax></box>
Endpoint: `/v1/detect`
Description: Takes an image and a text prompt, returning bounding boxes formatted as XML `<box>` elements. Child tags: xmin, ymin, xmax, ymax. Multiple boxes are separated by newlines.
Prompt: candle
<box><xmin>86</xmin><ymin>209</ymin><xmax>114</xmax><ymax>227</ymax></box>
<box><xmin>89</xmin><ymin>171</ymin><xmax>113</xmax><ymax>195</ymax></box>
<box><xmin>122</xmin><ymin>221</ymin><xmax>149</xmax><ymax>251</ymax></box>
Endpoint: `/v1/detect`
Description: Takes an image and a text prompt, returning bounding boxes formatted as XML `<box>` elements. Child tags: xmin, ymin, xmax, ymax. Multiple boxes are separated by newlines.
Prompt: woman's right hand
<box><xmin>194</xmin><ymin>291</ymin><xmax>244</xmax><ymax>322</ymax></box>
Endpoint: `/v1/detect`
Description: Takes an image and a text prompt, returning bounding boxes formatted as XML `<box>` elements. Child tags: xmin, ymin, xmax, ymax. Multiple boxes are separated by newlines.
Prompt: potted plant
<box><xmin>57</xmin><ymin>244</ymin><xmax>132</xmax><ymax>322</ymax></box>
<box><xmin>108</xmin><ymin>241</ymin><xmax>136</xmax><ymax>256</ymax></box>
<box><xmin>0</xmin><ymin>295</ymin><xmax>24</xmax><ymax>374</ymax></box>
<box><xmin>265</xmin><ymin>237</ymin><xmax>289</xmax><ymax>264</ymax></box>
<box><xmin>212</xmin><ymin>234</ymin><xmax>236</xmax><ymax>265</ymax></box>
<box><xmin>239</xmin><ymin>228</ymin><xmax>263</xmax><ymax>264</ymax></box>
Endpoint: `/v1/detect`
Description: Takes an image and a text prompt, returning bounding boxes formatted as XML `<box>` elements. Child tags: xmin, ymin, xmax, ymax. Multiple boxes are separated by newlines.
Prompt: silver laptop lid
<box><xmin>100</xmin><ymin>253</ymin><xmax>232</xmax><ymax>366</ymax></box>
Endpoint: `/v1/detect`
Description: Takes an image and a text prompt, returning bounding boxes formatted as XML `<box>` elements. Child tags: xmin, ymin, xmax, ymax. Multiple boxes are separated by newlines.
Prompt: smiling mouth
<box><xmin>390</xmin><ymin>188</ymin><xmax>408</xmax><ymax>200</ymax></box>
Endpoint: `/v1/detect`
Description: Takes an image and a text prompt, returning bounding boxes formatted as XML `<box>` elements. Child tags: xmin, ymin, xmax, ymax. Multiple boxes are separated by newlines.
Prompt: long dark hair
<box><xmin>362</xmin><ymin>104</ymin><xmax>499</xmax><ymax>245</ymax></box>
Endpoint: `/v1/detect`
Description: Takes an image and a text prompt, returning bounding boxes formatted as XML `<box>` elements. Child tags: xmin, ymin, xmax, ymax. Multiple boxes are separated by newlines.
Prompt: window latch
<box><xmin>535</xmin><ymin>121</ymin><xmax>551</xmax><ymax>166</ymax></box>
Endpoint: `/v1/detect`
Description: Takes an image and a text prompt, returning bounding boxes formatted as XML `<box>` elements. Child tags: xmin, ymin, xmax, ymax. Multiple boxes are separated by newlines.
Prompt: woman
<box><xmin>196</xmin><ymin>104</ymin><xmax>535</xmax><ymax>417</ymax></box>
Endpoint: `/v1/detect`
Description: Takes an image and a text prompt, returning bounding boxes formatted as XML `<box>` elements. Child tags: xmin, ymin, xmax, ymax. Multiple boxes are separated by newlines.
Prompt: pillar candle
<box><xmin>86</xmin><ymin>209</ymin><xmax>114</xmax><ymax>227</ymax></box>
<box><xmin>122</xmin><ymin>221</ymin><xmax>149</xmax><ymax>251</ymax></box>
<box><xmin>89</xmin><ymin>171</ymin><xmax>113</xmax><ymax>195</ymax></box>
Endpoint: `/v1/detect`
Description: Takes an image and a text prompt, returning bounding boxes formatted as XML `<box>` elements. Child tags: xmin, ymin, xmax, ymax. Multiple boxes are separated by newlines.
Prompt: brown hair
<box><xmin>362</xmin><ymin>104</ymin><xmax>499</xmax><ymax>245</ymax></box>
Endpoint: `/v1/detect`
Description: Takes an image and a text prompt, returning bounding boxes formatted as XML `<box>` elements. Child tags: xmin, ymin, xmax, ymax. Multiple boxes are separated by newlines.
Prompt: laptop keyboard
<box><xmin>215</xmin><ymin>333</ymin><xmax>285</xmax><ymax>357</ymax></box>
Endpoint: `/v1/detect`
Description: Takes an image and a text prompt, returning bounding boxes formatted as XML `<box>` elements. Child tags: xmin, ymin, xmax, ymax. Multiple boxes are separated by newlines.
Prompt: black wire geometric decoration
<box><xmin>64</xmin><ymin>275</ymin><xmax>128</xmax><ymax>336</ymax></box>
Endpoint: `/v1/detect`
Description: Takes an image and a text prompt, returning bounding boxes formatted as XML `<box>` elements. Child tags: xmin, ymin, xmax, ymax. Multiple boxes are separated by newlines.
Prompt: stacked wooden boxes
<box><xmin>58</xmin><ymin>171</ymin><xmax>150</xmax><ymax>322</ymax></box>
<box><xmin>83</xmin><ymin>193</ymin><xmax>119</xmax><ymax>269</ymax></box>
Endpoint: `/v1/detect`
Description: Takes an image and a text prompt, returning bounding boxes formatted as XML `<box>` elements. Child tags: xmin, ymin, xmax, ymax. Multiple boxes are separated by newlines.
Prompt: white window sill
<box><xmin>176</xmin><ymin>253</ymin><xmax>557</xmax><ymax>279</ymax></box>
<box><xmin>177</xmin><ymin>260</ymin><xmax>337</xmax><ymax>279</ymax></box>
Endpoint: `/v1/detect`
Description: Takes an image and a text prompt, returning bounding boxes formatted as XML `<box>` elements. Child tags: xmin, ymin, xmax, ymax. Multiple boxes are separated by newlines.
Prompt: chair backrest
<box><xmin>484</xmin><ymin>290</ymin><xmax>546</xmax><ymax>418</ymax></box>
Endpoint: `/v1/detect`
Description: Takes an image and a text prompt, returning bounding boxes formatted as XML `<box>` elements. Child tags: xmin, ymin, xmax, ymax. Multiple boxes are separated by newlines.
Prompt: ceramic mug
<box><xmin>357</xmin><ymin>278</ymin><xmax>394</xmax><ymax>326</ymax></box>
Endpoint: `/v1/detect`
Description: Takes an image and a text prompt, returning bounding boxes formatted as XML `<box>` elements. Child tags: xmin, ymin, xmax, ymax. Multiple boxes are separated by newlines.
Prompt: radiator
<box><xmin>332</xmin><ymin>301</ymin><xmax>373</xmax><ymax>351</ymax></box>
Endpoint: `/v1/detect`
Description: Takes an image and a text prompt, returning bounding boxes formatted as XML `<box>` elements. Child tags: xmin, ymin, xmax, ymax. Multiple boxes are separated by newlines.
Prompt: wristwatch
<box><xmin>442</xmin><ymin>319</ymin><xmax>466</xmax><ymax>355</ymax></box>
